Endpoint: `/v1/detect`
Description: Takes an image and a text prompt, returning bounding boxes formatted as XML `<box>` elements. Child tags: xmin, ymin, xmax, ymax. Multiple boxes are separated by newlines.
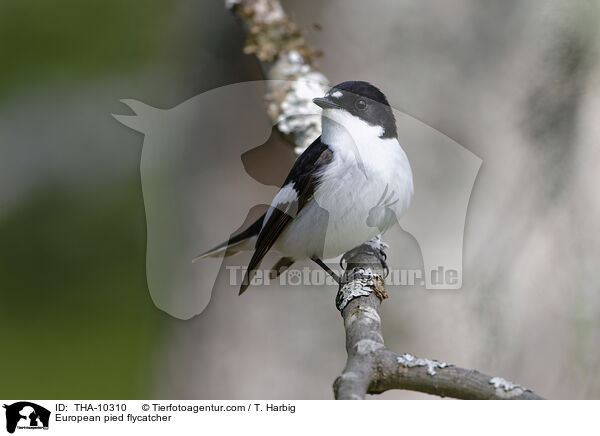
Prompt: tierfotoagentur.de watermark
<box><xmin>226</xmin><ymin>265</ymin><xmax>459</xmax><ymax>288</ymax></box>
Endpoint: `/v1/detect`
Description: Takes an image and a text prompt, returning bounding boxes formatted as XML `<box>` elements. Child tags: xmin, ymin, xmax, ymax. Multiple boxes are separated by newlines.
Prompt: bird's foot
<box><xmin>373</xmin><ymin>247</ymin><xmax>389</xmax><ymax>278</ymax></box>
<box><xmin>340</xmin><ymin>235</ymin><xmax>390</xmax><ymax>278</ymax></box>
<box><xmin>365</xmin><ymin>235</ymin><xmax>390</xmax><ymax>277</ymax></box>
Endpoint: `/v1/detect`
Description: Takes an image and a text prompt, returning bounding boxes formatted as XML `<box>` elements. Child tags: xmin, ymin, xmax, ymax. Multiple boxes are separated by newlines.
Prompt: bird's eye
<box><xmin>355</xmin><ymin>99</ymin><xmax>367</xmax><ymax>110</ymax></box>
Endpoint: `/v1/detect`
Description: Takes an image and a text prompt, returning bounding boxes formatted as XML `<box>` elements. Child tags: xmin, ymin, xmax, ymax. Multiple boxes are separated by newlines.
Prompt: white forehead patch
<box><xmin>331</xmin><ymin>90</ymin><xmax>343</xmax><ymax>99</ymax></box>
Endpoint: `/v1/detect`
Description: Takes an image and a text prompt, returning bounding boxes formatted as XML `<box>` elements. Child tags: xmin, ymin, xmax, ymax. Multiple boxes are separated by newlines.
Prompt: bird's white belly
<box><xmin>274</xmin><ymin>140</ymin><xmax>412</xmax><ymax>259</ymax></box>
<box><xmin>274</xmin><ymin>184</ymin><xmax>378</xmax><ymax>259</ymax></box>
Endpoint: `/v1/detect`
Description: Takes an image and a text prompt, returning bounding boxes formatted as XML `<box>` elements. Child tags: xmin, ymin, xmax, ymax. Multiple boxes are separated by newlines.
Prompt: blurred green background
<box><xmin>0</xmin><ymin>0</ymin><xmax>168</xmax><ymax>99</ymax></box>
<box><xmin>0</xmin><ymin>0</ymin><xmax>259</xmax><ymax>398</ymax></box>
<box><xmin>0</xmin><ymin>0</ymin><xmax>171</xmax><ymax>398</ymax></box>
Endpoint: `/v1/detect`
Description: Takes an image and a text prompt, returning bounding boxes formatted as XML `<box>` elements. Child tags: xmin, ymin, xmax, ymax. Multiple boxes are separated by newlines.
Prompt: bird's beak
<box><xmin>313</xmin><ymin>97</ymin><xmax>342</xmax><ymax>109</ymax></box>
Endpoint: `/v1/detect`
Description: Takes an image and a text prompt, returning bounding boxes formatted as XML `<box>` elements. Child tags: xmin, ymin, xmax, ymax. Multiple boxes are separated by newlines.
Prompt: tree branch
<box><xmin>227</xmin><ymin>0</ymin><xmax>328</xmax><ymax>154</ymax></box>
<box><xmin>334</xmin><ymin>239</ymin><xmax>544</xmax><ymax>400</ymax></box>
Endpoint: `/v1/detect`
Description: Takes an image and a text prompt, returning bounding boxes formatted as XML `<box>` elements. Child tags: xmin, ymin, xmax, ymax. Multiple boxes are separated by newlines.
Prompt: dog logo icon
<box><xmin>3</xmin><ymin>402</ymin><xmax>50</xmax><ymax>434</ymax></box>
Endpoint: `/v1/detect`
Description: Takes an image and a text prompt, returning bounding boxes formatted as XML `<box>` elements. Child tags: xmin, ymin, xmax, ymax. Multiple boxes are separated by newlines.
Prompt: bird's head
<box><xmin>313</xmin><ymin>81</ymin><xmax>397</xmax><ymax>139</ymax></box>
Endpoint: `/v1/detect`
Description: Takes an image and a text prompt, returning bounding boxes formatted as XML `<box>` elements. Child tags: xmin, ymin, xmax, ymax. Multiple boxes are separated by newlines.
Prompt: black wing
<box><xmin>239</xmin><ymin>137</ymin><xmax>334</xmax><ymax>294</ymax></box>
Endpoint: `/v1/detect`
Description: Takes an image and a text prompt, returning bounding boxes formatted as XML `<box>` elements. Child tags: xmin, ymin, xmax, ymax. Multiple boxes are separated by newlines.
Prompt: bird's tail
<box><xmin>192</xmin><ymin>214</ymin><xmax>264</xmax><ymax>262</ymax></box>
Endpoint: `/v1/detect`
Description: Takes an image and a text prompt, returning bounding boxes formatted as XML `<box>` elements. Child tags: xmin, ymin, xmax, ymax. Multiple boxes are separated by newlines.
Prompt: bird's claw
<box><xmin>340</xmin><ymin>238</ymin><xmax>389</xmax><ymax>278</ymax></box>
<box><xmin>377</xmin><ymin>251</ymin><xmax>389</xmax><ymax>278</ymax></box>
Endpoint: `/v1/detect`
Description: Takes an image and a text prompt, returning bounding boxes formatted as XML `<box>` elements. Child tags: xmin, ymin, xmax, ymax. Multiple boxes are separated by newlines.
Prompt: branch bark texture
<box><xmin>228</xmin><ymin>0</ymin><xmax>328</xmax><ymax>153</ymax></box>
<box><xmin>335</xmin><ymin>241</ymin><xmax>544</xmax><ymax>400</ymax></box>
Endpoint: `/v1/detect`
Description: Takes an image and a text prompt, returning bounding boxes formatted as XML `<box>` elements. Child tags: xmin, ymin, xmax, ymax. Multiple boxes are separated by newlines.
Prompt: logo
<box><xmin>113</xmin><ymin>80</ymin><xmax>481</xmax><ymax>319</ymax></box>
<box><xmin>3</xmin><ymin>402</ymin><xmax>50</xmax><ymax>434</ymax></box>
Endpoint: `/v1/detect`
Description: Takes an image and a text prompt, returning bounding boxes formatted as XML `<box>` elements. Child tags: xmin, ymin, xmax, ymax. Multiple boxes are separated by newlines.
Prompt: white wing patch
<box><xmin>263</xmin><ymin>183</ymin><xmax>299</xmax><ymax>227</ymax></box>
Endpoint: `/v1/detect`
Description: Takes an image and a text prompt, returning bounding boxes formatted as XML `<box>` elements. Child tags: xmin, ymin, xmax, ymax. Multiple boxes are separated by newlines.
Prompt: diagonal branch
<box><xmin>334</xmin><ymin>239</ymin><xmax>544</xmax><ymax>400</ymax></box>
<box><xmin>227</xmin><ymin>0</ymin><xmax>328</xmax><ymax>154</ymax></box>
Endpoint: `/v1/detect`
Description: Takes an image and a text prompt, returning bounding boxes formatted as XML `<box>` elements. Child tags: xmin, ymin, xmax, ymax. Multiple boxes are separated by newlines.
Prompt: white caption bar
<box><xmin>1</xmin><ymin>400</ymin><xmax>597</xmax><ymax>435</ymax></box>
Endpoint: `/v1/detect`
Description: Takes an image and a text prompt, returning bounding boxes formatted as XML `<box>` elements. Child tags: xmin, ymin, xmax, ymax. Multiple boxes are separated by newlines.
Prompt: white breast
<box><xmin>274</xmin><ymin>109</ymin><xmax>413</xmax><ymax>260</ymax></box>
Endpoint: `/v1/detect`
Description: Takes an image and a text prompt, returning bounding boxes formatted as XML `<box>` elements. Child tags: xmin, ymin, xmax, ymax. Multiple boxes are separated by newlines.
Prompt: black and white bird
<box><xmin>194</xmin><ymin>81</ymin><xmax>413</xmax><ymax>294</ymax></box>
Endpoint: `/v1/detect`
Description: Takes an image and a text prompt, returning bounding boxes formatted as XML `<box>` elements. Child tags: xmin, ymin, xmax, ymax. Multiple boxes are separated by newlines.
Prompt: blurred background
<box><xmin>1</xmin><ymin>0</ymin><xmax>599</xmax><ymax>399</ymax></box>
